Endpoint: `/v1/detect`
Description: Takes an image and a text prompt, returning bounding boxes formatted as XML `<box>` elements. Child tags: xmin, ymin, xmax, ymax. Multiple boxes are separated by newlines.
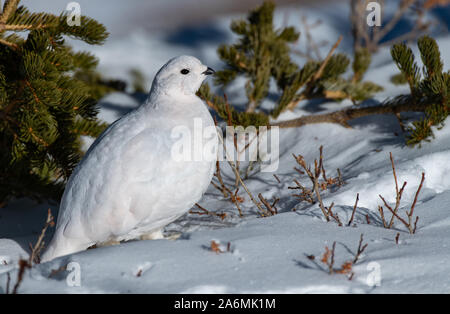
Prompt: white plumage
<box><xmin>42</xmin><ymin>56</ymin><xmax>217</xmax><ymax>262</ymax></box>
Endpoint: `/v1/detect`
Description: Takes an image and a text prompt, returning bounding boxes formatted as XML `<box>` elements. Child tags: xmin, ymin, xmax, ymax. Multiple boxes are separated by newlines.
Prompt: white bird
<box><xmin>42</xmin><ymin>56</ymin><xmax>218</xmax><ymax>262</ymax></box>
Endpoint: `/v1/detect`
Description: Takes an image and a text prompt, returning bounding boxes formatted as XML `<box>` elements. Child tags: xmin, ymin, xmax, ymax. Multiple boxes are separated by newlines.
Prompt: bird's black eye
<box><xmin>180</xmin><ymin>69</ymin><xmax>190</xmax><ymax>75</ymax></box>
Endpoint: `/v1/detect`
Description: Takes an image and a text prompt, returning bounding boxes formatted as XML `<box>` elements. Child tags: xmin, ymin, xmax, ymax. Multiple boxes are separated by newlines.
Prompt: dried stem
<box><xmin>386</xmin><ymin>152</ymin><xmax>408</xmax><ymax>228</ymax></box>
<box><xmin>213</xmin><ymin>160</ymin><xmax>231</xmax><ymax>198</ymax></box>
<box><xmin>320</xmin><ymin>242</ymin><xmax>337</xmax><ymax>275</ymax></box>
<box><xmin>353</xmin><ymin>234</ymin><xmax>368</xmax><ymax>264</ymax></box>
<box><xmin>378</xmin><ymin>152</ymin><xmax>425</xmax><ymax>234</ymax></box>
<box><xmin>408</xmin><ymin>172</ymin><xmax>425</xmax><ymax>233</ymax></box>
<box><xmin>258</xmin><ymin>193</ymin><xmax>277</xmax><ymax>216</ymax></box>
<box><xmin>311</xmin><ymin>235</ymin><xmax>368</xmax><ymax>278</ymax></box>
<box><xmin>337</xmin><ymin>169</ymin><xmax>344</xmax><ymax>186</ymax></box>
<box><xmin>395</xmin><ymin>232</ymin><xmax>400</xmax><ymax>244</ymax></box>
<box><xmin>29</xmin><ymin>209</ymin><xmax>54</xmax><ymax>264</ymax></box>
<box><xmin>11</xmin><ymin>259</ymin><xmax>30</xmax><ymax>294</ymax></box>
<box><xmin>313</xmin><ymin>36</ymin><xmax>343</xmax><ymax>82</ymax></box>
<box><xmin>327</xmin><ymin>202</ymin><xmax>343</xmax><ymax>226</ymax></box>
<box><xmin>4</xmin><ymin>208</ymin><xmax>54</xmax><ymax>294</ymax></box>
<box><xmin>289</xmin><ymin>179</ymin><xmax>315</xmax><ymax>204</ymax></box>
<box><xmin>293</xmin><ymin>153</ymin><xmax>330</xmax><ymax>221</ymax></box>
<box><xmin>212</xmin><ymin>119</ymin><xmax>245</xmax><ymax>217</ymax></box>
<box><xmin>273</xmin><ymin>174</ymin><xmax>281</xmax><ymax>184</ymax></box>
<box><xmin>231</xmin><ymin>188</ymin><xmax>244</xmax><ymax>217</ymax></box>
<box><xmin>190</xmin><ymin>203</ymin><xmax>227</xmax><ymax>220</ymax></box>
<box><xmin>378</xmin><ymin>205</ymin><xmax>388</xmax><ymax>228</ymax></box>
<box><xmin>217</xmin><ymin>130</ymin><xmax>267</xmax><ymax>216</ymax></box>
<box><xmin>348</xmin><ymin>193</ymin><xmax>359</xmax><ymax>226</ymax></box>
<box><xmin>291</xmin><ymin>146</ymin><xmax>345</xmax><ymax>223</ymax></box>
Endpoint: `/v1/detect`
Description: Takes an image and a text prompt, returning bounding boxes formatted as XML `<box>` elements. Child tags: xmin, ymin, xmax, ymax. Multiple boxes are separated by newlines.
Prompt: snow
<box><xmin>1</xmin><ymin>1</ymin><xmax>450</xmax><ymax>293</ymax></box>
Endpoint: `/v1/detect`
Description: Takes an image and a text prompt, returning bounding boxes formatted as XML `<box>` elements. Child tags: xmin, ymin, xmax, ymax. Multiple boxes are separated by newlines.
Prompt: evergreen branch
<box><xmin>3</xmin><ymin>23</ymin><xmax>52</xmax><ymax>31</ymax></box>
<box><xmin>1</xmin><ymin>32</ymin><xmax>24</xmax><ymax>46</ymax></box>
<box><xmin>72</xmin><ymin>118</ymin><xmax>108</xmax><ymax>138</ymax></box>
<box><xmin>312</xmin><ymin>36</ymin><xmax>343</xmax><ymax>82</ymax></box>
<box><xmin>24</xmin><ymin>79</ymin><xmax>40</xmax><ymax>104</ymax></box>
<box><xmin>206</xmin><ymin>3</ymin><xmax>441</xmax><ymax>147</ymax></box>
<box><xmin>58</xmin><ymin>15</ymin><xmax>109</xmax><ymax>45</ymax></box>
<box><xmin>0</xmin><ymin>0</ymin><xmax>20</xmax><ymax>24</ymax></box>
<box><xmin>0</xmin><ymin>1</ymin><xmax>114</xmax><ymax>204</ymax></box>
<box><xmin>0</xmin><ymin>37</ymin><xmax>18</xmax><ymax>49</ymax></box>
<box><xmin>28</xmin><ymin>127</ymin><xmax>50</xmax><ymax>147</ymax></box>
<box><xmin>4</xmin><ymin>7</ymin><xmax>59</xmax><ymax>32</ymax></box>
<box><xmin>352</xmin><ymin>48</ymin><xmax>371</xmax><ymax>83</ymax></box>
<box><xmin>0</xmin><ymin>81</ymin><xmax>25</xmax><ymax>117</ymax></box>
<box><xmin>418</xmin><ymin>35</ymin><xmax>443</xmax><ymax>78</ymax></box>
<box><xmin>391</xmin><ymin>43</ymin><xmax>421</xmax><ymax>93</ymax></box>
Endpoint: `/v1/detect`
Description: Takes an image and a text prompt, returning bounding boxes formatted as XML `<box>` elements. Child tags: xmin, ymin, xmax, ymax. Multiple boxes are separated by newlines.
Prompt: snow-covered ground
<box><xmin>1</xmin><ymin>1</ymin><xmax>450</xmax><ymax>293</ymax></box>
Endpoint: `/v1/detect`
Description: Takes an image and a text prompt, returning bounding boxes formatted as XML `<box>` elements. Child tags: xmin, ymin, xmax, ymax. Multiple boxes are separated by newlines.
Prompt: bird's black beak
<box><xmin>202</xmin><ymin>67</ymin><xmax>215</xmax><ymax>75</ymax></box>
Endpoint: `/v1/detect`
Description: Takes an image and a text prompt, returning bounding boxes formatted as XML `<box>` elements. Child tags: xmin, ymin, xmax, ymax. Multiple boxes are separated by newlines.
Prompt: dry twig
<box><xmin>189</xmin><ymin>203</ymin><xmax>227</xmax><ymax>220</ymax></box>
<box><xmin>258</xmin><ymin>193</ymin><xmax>277</xmax><ymax>216</ymax></box>
<box><xmin>4</xmin><ymin>209</ymin><xmax>55</xmax><ymax>294</ymax></box>
<box><xmin>348</xmin><ymin>193</ymin><xmax>360</xmax><ymax>226</ymax></box>
<box><xmin>273</xmin><ymin>174</ymin><xmax>281</xmax><ymax>184</ymax></box>
<box><xmin>353</xmin><ymin>234</ymin><xmax>368</xmax><ymax>264</ymax></box>
<box><xmin>217</xmin><ymin>129</ymin><xmax>268</xmax><ymax>217</ymax></box>
<box><xmin>29</xmin><ymin>209</ymin><xmax>54</xmax><ymax>264</ymax></box>
<box><xmin>327</xmin><ymin>202</ymin><xmax>343</xmax><ymax>226</ymax></box>
<box><xmin>378</xmin><ymin>153</ymin><xmax>425</xmax><ymax>234</ymax></box>
<box><xmin>211</xmin><ymin>119</ymin><xmax>246</xmax><ymax>217</ymax></box>
<box><xmin>11</xmin><ymin>259</ymin><xmax>30</xmax><ymax>294</ymax></box>
<box><xmin>308</xmin><ymin>234</ymin><xmax>368</xmax><ymax>279</ymax></box>
<box><xmin>290</xmin><ymin>146</ymin><xmax>344</xmax><ymax>223</ymax></box>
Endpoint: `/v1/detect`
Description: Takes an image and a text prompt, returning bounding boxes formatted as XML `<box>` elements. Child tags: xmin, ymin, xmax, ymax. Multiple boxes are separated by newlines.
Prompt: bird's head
<box><xmin>151</xmin><ymin>55</ymin><xmax>215</xmax><ymax>98</ymax></box>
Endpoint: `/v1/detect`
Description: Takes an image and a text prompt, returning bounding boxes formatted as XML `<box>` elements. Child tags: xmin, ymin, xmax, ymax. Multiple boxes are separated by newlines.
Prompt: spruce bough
<box><xmin>200</xmin><ymin>1</ymin><xmax>449</xmax><ymax>148</ymax></box>
<box><xmin>0</xmin><ymin>0</ymin><xmax>110</xmax><ymax>205</ymax></box>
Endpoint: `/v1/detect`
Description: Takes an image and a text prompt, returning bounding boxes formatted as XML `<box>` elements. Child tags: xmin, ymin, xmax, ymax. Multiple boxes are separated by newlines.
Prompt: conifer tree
<box><xmin>214</xmin><ymin>1</ymin><xmax>299</xmax><ymax>114</ymax></box>
<box><xmin>0</xmin><ymin>0</ymin><xmax>110</xmax><ymax>205</ymax></box>
<box><xmin>391</xmin><ymin>36</ymin><xmax>449</xmax><ymax>146</ymax></box>
<box><xmin>201</xmin><ymin>1</ymin><xmax>448</xmax><ymax>148</ymax></box>
<box><xmin>273</xmin><ymin>35</ymin><xmax>449</xmax><ymax>147</ymax></box>
<box><xmin>198</xmin><ymin>1</ymin><xmax>383</xmax><ymax>125</ymax></box>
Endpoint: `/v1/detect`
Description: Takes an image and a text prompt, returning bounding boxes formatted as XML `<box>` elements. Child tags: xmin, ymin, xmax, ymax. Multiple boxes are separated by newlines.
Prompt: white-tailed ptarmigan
<box><xmin>41</xmin><ymin>56</ymin><xmax>218</xmax><ymax>262</ymax></box>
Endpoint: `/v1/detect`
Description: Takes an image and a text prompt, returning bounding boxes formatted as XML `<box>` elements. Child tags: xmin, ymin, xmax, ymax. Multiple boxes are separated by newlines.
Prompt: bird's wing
<box><xmin>119</xmin><ymin>127</ymin><xmax>173</xmax><ymax>181</ymax></box>
<box><xmin>58</xmin><ymin>125</ymin><xmax>173</xmax><ymax>242</ymax></box>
